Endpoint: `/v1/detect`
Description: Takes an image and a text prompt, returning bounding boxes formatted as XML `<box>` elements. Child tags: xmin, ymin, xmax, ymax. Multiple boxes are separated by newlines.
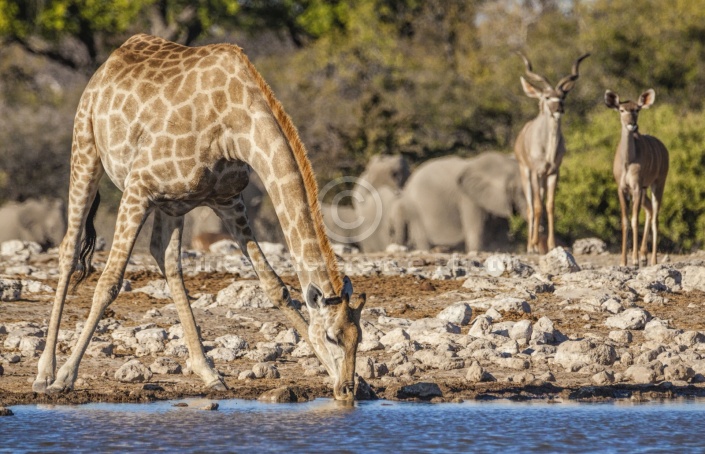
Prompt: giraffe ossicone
<box><xmin>32</xmin><ymin>34</ymin><xmax>365</xmax><ymax>401</ymax></box>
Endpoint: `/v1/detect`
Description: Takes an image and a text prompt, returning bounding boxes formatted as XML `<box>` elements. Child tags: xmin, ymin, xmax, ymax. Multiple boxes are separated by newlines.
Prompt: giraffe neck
<box><xmin>234</xmin><ymin>50</ymin><xmax>342</xmax><ymax>296</ymax></box>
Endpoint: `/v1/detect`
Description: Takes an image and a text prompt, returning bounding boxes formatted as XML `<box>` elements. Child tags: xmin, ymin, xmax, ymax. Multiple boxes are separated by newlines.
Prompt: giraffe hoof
<box><xmin>206</xmin><ymin>379</ymin><xmax>227</xmax><ymax>392</ymax></box>
<box><xmin>46</xmin><ymin>382</ymin><xmax>72</xmax><ymax>395</ymax></box>
<box><xmin>32</xmin><ymin>377</ymin><xmax>53</xmax><ymax>393</ymax></box>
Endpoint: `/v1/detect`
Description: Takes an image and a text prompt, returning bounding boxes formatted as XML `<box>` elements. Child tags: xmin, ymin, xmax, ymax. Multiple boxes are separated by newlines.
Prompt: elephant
<box><xmin>0</xmin><ymin>198</ymin><xmax>66</xmax><ymax>249</ymax></box>
<box><xmin>321</xmin><ymin>154</ymin><xmax>409</xmax><ymax>252</ymax></box>
<box><xmin>391</xmin><ymin>152</ymin><xmax>527</xmax><ymax>252</ymax></box>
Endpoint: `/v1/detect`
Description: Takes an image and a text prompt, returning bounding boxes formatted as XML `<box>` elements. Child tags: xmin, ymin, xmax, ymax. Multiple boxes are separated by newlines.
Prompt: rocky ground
<box><xmin>3</xmin><ymin>237</ymin><xmax>705</xmax><ymax>408</ymax></box>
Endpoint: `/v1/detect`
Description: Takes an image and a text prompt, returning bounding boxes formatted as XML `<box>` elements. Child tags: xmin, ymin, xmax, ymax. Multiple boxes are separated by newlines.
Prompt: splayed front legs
<box><xmin>150</xmin><ymin>211</ymin><xmax>226</xmax><ymax>390</ymax></box>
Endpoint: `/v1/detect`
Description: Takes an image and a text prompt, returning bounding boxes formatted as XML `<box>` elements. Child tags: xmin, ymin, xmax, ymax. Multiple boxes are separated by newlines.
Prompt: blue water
<box><xmin>1</xmin><ymin>398</ymin><xmax>704</xmax><ymax>453</ymax></box>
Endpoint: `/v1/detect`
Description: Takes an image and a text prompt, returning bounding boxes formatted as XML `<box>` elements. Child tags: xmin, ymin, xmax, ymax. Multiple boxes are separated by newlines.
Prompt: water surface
<box><xmin>2</xmin><ymin>398</ymin><xmax>704</xmax><ymax>453</ymax></box>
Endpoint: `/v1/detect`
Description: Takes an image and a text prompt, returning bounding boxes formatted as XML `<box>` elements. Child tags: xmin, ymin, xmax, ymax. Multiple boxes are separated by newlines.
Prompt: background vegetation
<box><xmin>1</xmin><ymin>0</ymin><xmax>705</xmax><ymax>251</ymax></box>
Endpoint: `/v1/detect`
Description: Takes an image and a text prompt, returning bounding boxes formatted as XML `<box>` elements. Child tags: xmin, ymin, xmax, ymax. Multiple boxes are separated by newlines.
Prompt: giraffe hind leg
<box><xmin>150</xmin><ymin>210</ymin><xmax>226</xmax><ymax>390</ymax></box>
<box><xmin>46</xmin><ymin>185</ymin><xmax>150</xmax><ymax>393</ymax></box>
<box><xmin>33</xmin><ymin>143</ymin><xmax>104</xmax><ymax>393</ymax></box>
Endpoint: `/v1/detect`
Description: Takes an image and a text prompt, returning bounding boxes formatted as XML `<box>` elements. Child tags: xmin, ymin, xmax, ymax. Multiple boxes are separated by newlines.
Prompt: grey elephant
<box><xmin>321</xmin><ymin>154</ymin><xmax>409</xmax><ymax>252</ymax></box>
<box><xmin>0</xmin><ymin>198</ymin><xmax>66</xmax><ymax>249</ymax></box>
<box><xmin>391</xmin><ymin>152</ymin><xmax>526</xmax><ymax>252</ymax></box>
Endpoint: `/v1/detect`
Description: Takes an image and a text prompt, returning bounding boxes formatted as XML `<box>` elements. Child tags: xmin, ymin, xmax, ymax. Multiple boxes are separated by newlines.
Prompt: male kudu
<box><xmin>605</xmin><ymin>89</ymin><xmax>669</xmax><ymax>267</ymax></box>
<box><xmin>514</xmin><ymin>52</ymin><xmax>590</xmax><ymax>253</ymax></box>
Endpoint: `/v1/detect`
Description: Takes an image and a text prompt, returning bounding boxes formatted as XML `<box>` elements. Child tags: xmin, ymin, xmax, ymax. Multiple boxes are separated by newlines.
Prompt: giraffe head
<box><xmin>304</xmin><ymin>276</ymin><xmax>365</xmax><ymax>401</ymax></box>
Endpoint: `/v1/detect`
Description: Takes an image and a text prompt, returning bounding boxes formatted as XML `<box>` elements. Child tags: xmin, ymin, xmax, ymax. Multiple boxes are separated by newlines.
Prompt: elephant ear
<box><xmin>458</xmin><ymin>161</ymin><xmax>514</xmax><ymax>218</ymax></box>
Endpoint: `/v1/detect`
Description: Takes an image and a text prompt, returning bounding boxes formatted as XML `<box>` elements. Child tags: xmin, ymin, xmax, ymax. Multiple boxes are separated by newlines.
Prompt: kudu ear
<box><xmin>306</xmin><ymin>283</ymin><xmax>324</xmax><ymax>309</ymax></box>
<box><xmin>604</xmin><ymin>90</ymin><xmax>620</xmax><ymax>110</ymax></box>
<box><xmin>639</xmin><ymin>89</ymin><xmax>656</xmax><ymax>109</ymax></box>
<box><xmin>520</xmin><ymin>77</ymin><xmax>542</xmax><ymax>99</ymax></box>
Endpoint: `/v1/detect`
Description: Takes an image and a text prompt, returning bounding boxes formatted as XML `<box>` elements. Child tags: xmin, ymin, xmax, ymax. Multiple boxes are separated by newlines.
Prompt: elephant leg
<box><xmin>459</xmin><ymin>199</ymin><xmax>487</xmax><ymax>252</ymax></box>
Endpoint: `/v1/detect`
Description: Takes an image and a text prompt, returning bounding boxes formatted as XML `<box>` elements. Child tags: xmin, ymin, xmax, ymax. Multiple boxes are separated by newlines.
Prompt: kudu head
<box><xmin>518</xmin><ymin>52</ymin><xmax>590</xmax><ymax>120</ymax></box>
<box><xmin>304</xmin><ymin>276</ymin><xmax>366</xmax><ymax>402</ymax></box>
<box><xmin>604</xmin><ymin>89</ymin><xmax>656</xmax><ymax>133</ymax></box>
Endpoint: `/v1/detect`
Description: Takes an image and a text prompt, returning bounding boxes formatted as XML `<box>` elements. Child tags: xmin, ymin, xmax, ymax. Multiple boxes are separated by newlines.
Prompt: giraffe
<box><xmin>32</xmin><ymin>34</ymin><xmax>366</xmax><ymax>401</ymax></box>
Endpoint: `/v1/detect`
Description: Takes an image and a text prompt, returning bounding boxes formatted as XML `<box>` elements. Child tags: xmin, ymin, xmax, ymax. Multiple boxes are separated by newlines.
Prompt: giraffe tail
<box><xmin>72</xmin><ymin>191</ymin><xmax>101</xmax><ymax>290</ymax></box>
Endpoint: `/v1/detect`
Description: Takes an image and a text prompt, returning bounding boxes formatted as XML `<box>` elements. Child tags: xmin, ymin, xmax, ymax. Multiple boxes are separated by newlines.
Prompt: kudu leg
<box><xmin>530</xmin><ymin>172</ymin><xmax>543</xmax><ymax>253</ymax></box>
<box><xmin>640</xmin><ymin>193</ymin><xmax>653</xmax><ymax>266</ymax></box>
<box><xmin>630</xmin><ymin>188</ymin><xmax>643</xmax><ymax>267</ymax></box>
<box><xmin>650</xmin><ymin>186</ymin><xmax>664</xmax><ymax>266</ymax></box>
<box><xmin>618</xmin><ymin>190</ymin><xmax>629</xmax><ymax>267</ymax></box>
<box><xmin>519</xmin><ymin>166</ymin><xmax>534</xmax><ymax>254</ymax></box>
<box><xmin>546</xmin><ymin>173</ymin><xmax>558</xmax><ymax>251</ymax></box>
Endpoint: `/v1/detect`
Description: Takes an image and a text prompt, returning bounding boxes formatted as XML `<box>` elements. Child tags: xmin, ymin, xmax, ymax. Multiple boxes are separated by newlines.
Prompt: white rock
<box><xmin>680</xmin><ymin>266</ymin><xmax>705</xmax><ymax>292</ymax></box>
<box><xmin>150</xmin><ymin>357</ymin><xmax>182</xmax><ymax>374</ymax></box>
<box><xmin>484</xmin><ymin>254</ymin><xmax>534</xmax><ymax>278</ymax></box>
<box><xmin>274</xmin><ymin>328</ymin><xmax>300</xmax><ymax>344</ymax></box>
<box><xmin>135</xmin><ymin>328</ymin><xmax>168</xmax><ymax>343</ymax></box>
<box><xmin>115</xmin><ymin>359</ymin><xmax>153</xmax><ymax>383</ymax></box>
<box><xmin>509</xmin><ymin>320</ymin><xmax>533</xmax><ymax>343</ymax></box>
<box><xmin>215</xmin><ymin>280</ymin><xmax>273</xmax><ymax>308</ymax></box>
<box><xmin>258</xmin><ymin>242</ymin><xmax>287</xmax><ymax>256</ymax></box>
<box><xmin>608</xmin><ymin>330</ymin><xmax>632</xmax><ymax>344</ymax></box>
<box><xmin>406</xmin><ymin>318</ymin><xmax>461</xmax><ymax>336</ymax></box>
<box><xmin>436</xmin><ymin>303</ymin><xmax>472</xmax><ymax>326</ymax></box>
<box><xmin>379</xmin><ymin>328</ymin><xmax>410</xmax><ymax>346</ymax></box>
<box><xmin>207</xmin><ymin>347</ymin><xmax>240</xmax><ymax>361</ymax></box>
<box><xmin>468</xmin><ymin>315</ymin><xmax>493</xmax><ymax>338</ymax></box>
<box><xmin>133</xmin><ymin>280</ymin><xmax>171</xmax><ymax>299</ymax></box>
<box><xmin>604</xmin><ymin>308</ymin><xmax>651</xmax><ymax>330</ymax></box>
<box><xmin>215</xmin><ymin>334</ymin><xmax>249</xmax><ymax>351</ymax></box>
<box><xmin>86</xmin><ymin>341</ymin><xmax>114</xmax><ymax>357</ymax></box>
<box><xmin>208</xmin><ymin>239</ymin><xmax>239</xmax><ymax>254</ymax></box>
<box><xmin>554</xmin><ymin>340</ymin><xmax>617</xmax><ymax>372</ymax></box>
<box><xmin>491</xmin><ymin>297</ymin><xmax>531</xmax><ymax>314</ymax></box>
<box><xmin>625</xmin><ymin>365</ymin><xmax>658</xmax><ymax>384</ymax></box>
<box><xmin>252</xmin><ymin>362</ymin><xmax>280</xmax><ymax>379</ymax></box>
<box><xmin>539</xmin><ymin>247</ymin><xmax>580</xmax><ymax>275</ymax></box>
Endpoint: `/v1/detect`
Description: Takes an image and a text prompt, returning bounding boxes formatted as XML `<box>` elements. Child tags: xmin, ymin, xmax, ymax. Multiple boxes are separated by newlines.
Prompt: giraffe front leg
<box><xmin>47</xmin><ymin>186</ymin><xmax>149</xmax><ymax>394</ymax></box>
<box><xmin>150</xmin><ymin>210</ymin><xmax>226</xmax><ymax>391</ymax></box>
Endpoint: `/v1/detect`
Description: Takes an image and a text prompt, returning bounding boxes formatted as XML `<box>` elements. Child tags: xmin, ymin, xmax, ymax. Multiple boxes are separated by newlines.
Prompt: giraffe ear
<box><xmin>305</xmin><ymin>283</ymin><xmax>323</xmax><ymax>309</ymax></box>
<box><xmin>341</xmin><ymin>276</ymin><xmax>353</xmax><ymax>303</ymax></box>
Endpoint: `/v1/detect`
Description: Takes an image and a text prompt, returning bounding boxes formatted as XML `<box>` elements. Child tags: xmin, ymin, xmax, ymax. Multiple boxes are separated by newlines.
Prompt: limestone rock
<box><xmin>539</xmin><ymin>247</ymin><xmax>581</xmax><ymax>275</ymax></box>
<box><xmin>115</xmin><ymin>359</ymin><xmax>153</xmax><ymax>383</ymax></box>
<box><xmin>216</xmin><ymin>281</ymin><xmax>273</xmax><ymax>308</ymax></box>
<box><xmin>605</xmin><ymin>308</ymin><xmax>651</xmax><ymax>330</ymax></box>
<box><xmin>150</xmin><ymin>357</ymin><xmax>182</xmax><ymax>375</ymax></box>
<box><xmin>436</xmin><ymin>303</ymin><xmax>472</xmax><ymax>326</ymax></box>
<box><xmin>554</xmin><ymin>340</ymin><xmax>617</xmax><ymax>372</ymax></box>
<box><xmin>258</xmin><ymin>386</ymin><xmax>314</xmax><ymax>403</ymax></box>
<box><xmin>252</xmin><ymin>362</ymin><xmax>280</xmax><ymax>379</ymax></box>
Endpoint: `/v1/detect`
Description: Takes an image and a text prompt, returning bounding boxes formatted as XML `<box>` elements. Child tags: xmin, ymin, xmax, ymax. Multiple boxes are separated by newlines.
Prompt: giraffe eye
<box><xmin>325</xmin><ymin>332</ymin><xmax>340</xmax><ymax>346</ymax></box>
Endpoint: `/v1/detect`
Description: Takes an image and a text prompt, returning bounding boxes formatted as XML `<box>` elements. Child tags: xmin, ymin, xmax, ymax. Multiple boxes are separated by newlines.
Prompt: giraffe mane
<box><xmin>236</xmin><ymin>48</ymin><xmax>343</xmax><ymax>293</ymax></box>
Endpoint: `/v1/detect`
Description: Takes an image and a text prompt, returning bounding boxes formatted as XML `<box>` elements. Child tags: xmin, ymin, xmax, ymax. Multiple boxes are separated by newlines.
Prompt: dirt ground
<box><xmin>2</xmin><ymin>250</ymin><xmax>705</xmax><ymax>406</ymax></box>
